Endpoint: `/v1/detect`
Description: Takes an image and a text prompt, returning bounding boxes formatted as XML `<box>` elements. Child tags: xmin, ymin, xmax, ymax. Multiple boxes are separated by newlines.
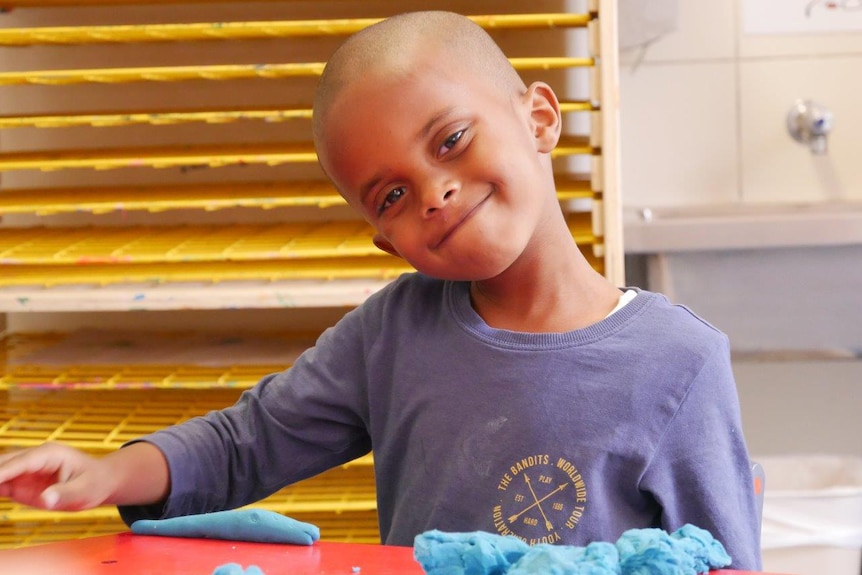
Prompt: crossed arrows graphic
<box><xmin>507</xmin><ymin>473</ymin><xmax>568</xmax><ymax>532</ymax></box>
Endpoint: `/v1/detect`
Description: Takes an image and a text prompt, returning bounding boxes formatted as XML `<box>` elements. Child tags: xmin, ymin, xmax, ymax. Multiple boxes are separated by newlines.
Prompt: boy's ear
<box><xmin>373</xmin><ymin>233</ymin><xmax>402</xmax><ymax>258</ymax></box>
<box><xmin>524</xmin><ymin>81</ymin><xmax>562</xmax><ymax>153</ymax></box>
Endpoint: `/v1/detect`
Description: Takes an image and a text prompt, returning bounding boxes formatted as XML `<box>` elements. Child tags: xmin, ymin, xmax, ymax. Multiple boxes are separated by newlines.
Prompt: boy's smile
<box><xmin>431</xmin><ymin>191</ymin><xmax>492</xmax><ymax>250</ymax></box>
<box><xmin>316</xmin><ymin>47</ymin><xmax>561</xmax><ymax>282</ymax></box>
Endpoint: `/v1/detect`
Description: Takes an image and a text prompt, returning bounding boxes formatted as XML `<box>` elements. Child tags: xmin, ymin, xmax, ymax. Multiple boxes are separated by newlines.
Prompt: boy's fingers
<box><xmin>0</xmin><ymin>450</ymin><xmax>19</xmax><ymax>465</ymax></box>
<box><xmin>0</xmin><ymin>448</ymin><xmax>62</xmax><ymax>484</ymax></box>
<box><xmin>41</xmin><ymin>470</ymin><xmax>106</xmax><ymax>511</ymax></box>
<box><xmin>0</xmin><ymin>451</ymin><xmax>35</xmax><ymax>484</ymax></box>
<box><xmin>40</xmin><ymin>487</ymin><xmax>62</xmax><ymax>509</ymax></box>
<box><xmin>40</xmin><ymin>486</ymin><xmax>61</xmax><ymax>509</ymax></box>
<box><xmin>0</xmin><ymin>449</ymin><xmax>28</xmax><ymax>475</ymax></box>
<box><xmin>0</xmin><ymin>444</ymin><xmax>105</xmax><ymax>511</ymax></box>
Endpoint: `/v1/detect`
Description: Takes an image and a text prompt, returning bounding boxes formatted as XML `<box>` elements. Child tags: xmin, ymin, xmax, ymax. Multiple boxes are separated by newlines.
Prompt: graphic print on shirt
<box><xmin>493</xmin><ymin>454</ymin><xmax>587</xmax><ymax>545</ymax></box>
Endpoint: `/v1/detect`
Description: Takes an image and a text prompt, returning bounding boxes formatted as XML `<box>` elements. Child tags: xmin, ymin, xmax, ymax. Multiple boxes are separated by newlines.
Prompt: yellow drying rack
<box><xmin>0</xmin><ymin>221</ymin><xmax>384</xmax><ymax>263</ymax></box>
<box><xmin>0</xmin><ymin>175</ymin><xmax>592</xmax><ymax>216</ymax></box>
<box><xmin>0</xmin><ymin>58</ymin><xmax>592</xmax><ymax>87</ymax></box>
<box><xmin>0</xmin><ymin>258</ymin><xmax>415</xmax><ymax>287</ymax></box>
<box><xmin>0</xmin><ymin>388</ymin><xmax>247</xmax><ymax>450</ymax></box>
<box><xmin>0</xmin><ymin>364</ymin><xmax>278</xmax><ymax>391</ymax></box>
<box><xmin>0</xmin><ymin>102</ymin><xmax>593</xmax><ymax>131</ymax></box>
<box><xmin>0</xmin><ymin>213</ymin><xmax>600</xmax><ymax>287</ymax></box>
<box><xmin>0</xmin><ymin>14</ymin><xmax>591</xmax><ymax>46</ymax></box>
<box><xmin>0</xmin><ymin>217</ymin><xmax>595</xmax><ymax>264</ymax></box>
<box><xmin>0</xmin><ymin>136</ymin><xmax>592</xmax><ymax>172</ymax></box>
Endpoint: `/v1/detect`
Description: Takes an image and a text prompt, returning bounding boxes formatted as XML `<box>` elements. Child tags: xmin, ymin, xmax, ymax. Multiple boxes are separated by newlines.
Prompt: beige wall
<box><xmin>619</xmin><ymin>1</ymin><xmax>862</xmax><ymax>210</ymax></box>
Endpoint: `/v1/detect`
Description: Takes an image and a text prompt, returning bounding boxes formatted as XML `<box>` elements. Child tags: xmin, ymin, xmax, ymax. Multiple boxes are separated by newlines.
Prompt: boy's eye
<box><xmin>438</xmin><ymin>129</ymin><xmax>465</xmax><ymax>156</ymax></box>
<box><xmin>378</xmin><ymin>186</ymin><xmax>406</xmax><ymax>215</ymax></box>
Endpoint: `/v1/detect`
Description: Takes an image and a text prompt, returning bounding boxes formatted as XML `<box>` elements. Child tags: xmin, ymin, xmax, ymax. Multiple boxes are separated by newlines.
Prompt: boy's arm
<box><xmin>0</xmin><ymin>441</ymin><xmax>169</xmax><ymax>511</ymax></box>
<box><xmin>641</xmin><ymin>338</ymin><xmax>762</xmax><ymax>571</ymax></box>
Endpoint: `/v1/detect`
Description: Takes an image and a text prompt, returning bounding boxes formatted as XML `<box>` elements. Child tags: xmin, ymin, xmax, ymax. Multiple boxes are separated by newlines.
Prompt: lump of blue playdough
<box><xmin>414</xmin><ymin>529</ymin><xmax>531</xmax><ymax>575</ymax></box>
<box><xmin>616</xmin><ymin>524</ymin><xmax>731</xmax><ymax>575</ymax></box>
<box><xmin>508</xmin><ymin>542</ymin><xmax>620</xmax><ymax>575</ymax></box>
<box><xmin>671</xmin><ymin>524</ymin><xmax>732</xmax><ymax>574</ymax></box>
<box><xmin>413</xmin><ymin>524</ymin><xmax>730</xmax><ymax>575</ymax></box>
<box><xmin>616</xmin><ymin>528</ymin><xmax>695</xmax><ymax>575</ymax></box>
<box><xmin>211</xmin><ymin>564</ymin><xmax>265</xmax><ymax>575</ymax></box>
<box><xmin>130</xmin><ymin>509</ymin><xmax>319</xmax><ymax>545</ymax></box>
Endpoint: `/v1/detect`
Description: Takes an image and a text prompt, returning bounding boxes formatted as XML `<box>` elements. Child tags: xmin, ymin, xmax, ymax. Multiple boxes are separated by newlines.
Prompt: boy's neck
<box><xmin>468</xmin><ymin>237</ymin><xmax>620</xmax><ymax>334</ymax></box>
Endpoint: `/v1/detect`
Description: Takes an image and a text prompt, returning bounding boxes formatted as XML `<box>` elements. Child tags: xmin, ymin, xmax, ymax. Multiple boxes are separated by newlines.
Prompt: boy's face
<box><xmin>317</xmin><ymin>48</ymin><xmax>558</xmax><ymax>281</ymax></box>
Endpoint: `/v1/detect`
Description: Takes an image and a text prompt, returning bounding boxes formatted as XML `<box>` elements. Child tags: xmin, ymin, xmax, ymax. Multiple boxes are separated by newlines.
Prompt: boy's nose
<box><xmin>421</xmin><ymin>182</ymin><xmax>458</xmax><ymax>217</ymax></box>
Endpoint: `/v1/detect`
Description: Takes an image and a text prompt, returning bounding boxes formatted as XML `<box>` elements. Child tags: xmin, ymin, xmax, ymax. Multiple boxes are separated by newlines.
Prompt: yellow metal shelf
<box><xmin>0</xmin><ymin>329</ymin><xmax>314</xmax><ymax>391</ymax></box>
<box><xmin>0</xmin><ymin>221</ymin><xmax>385</xmax><ymax>264</ymax></box>
<box><xmin>0</xmin><ymin>388</ymin><xmax>371</xmax><ymax>461</ymax></box>
<box><xmin>0</xmin><ymin>58</ymin><xmax>592</xmax><ymax>87</ymax></box>
<box><xmin>0</xmin><ymin>251</ymin><xmax>601</xmax><ymax>288</ymax></box>
<box><xmin>0</xmin><ymin>101</ymin><xmax>593</xmax><ymax>130</ymax></box>
<box><xmin>0</xmin><ymin>388</ymin><xmax>245</xmax><ymax>451</ymax></box>
<box><xmin>0</xmin><ymin>364</ymin><xmax>280</xmax><ymax>391</ymax></box>
<box><xmin>0</xmin><ymin>107</ymin><xmax>314</xmax><ymax>130</ymax></box>
<box><xmin>0</xmin><ymin>214</ymin><xmax>594</xmax><ymax>265</ymax></box>
<box><xmin>0</xmin><ymin>143</ymin><xmax>318</xmax><ymax>172</ymax></box>
<box><xmin>0</xmin><ymin>181</ymin><xmax>343</xmax><ymax>215</ymax></box>
<box><xmin>0</xmin><ymin>258</ymin><xmax>414</xmax><ymax>287</ymax></box>
<box><xmin>0</xmin><ymin>136</ymin><xmax>591</xmax><ymax>172</ymax></box>
<box><xmin>0</xmin><ymin>174</ymin><xmax>592</xmax><ymax>216</ymax></box>
<box><xmin>0</xmin><ymin>381</ymin><xmax>378</xmax><ymax>453</ymax></box>
<box><xmin>0</xmin><ymin>14</ymin><xmax>591</xmax><ymax>46</ymax></box>
<box><xmin>249</xmin><ymin>465</ymin><xmax>377</xmax><ymax>515</ymax></box>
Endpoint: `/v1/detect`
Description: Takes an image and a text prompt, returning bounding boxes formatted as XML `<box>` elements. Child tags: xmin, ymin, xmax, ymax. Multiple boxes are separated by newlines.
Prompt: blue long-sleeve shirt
<box><xmin>120</xmin><ymin>274</ymin><xmax>761</xmax><ymax>570</ymax></box>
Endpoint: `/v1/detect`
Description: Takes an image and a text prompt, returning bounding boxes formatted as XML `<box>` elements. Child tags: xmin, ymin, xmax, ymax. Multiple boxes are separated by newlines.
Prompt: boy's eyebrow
<box><xmin>417</xmin><ymin>106</ymin><xmax>457</xmax><ymax>142</ymax></box>
<box><xmin>360</xmin><ymin>176</ymin><xmax>382</xmax><ymax>205</ymax></box>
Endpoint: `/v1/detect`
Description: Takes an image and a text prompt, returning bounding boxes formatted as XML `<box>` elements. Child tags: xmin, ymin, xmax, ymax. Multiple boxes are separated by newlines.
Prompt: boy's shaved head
<box><xmin>312</xmin><ymin>11</ymin><xmax>526</xmax><ymax>151</ymax></box>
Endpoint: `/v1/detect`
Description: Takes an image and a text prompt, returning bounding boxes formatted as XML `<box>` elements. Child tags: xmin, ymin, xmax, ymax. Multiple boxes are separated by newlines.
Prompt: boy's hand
<box><xmin>0</xmin><ymin>442</ymin><xmax>114</xmax><ymax>510</ymax></box>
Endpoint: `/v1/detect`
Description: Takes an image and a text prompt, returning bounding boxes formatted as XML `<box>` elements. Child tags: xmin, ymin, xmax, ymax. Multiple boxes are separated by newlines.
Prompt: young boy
<box><xmin>0</xmin><ymin>11</ymin><xmax>761</xmax><ymax>570</ymax></box>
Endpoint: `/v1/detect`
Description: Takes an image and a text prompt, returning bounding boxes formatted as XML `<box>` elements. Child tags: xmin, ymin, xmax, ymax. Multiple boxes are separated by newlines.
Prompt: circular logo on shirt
<box><xmin>492</xmin><ymin>454</ymin><xmax>587</xmax><ymax>545</ymax></box>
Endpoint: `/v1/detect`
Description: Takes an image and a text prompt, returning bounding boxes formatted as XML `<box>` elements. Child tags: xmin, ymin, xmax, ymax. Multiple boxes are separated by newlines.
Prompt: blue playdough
<box><xmin>507</xmin><ymin>542</ymin><xmax>620</xmax><ymax>575</ymax></box>
<box><xmin>414</xmin><ymin>529</ymin><xmax>531</xmax><ymax>575</ymax></box>
<box><xmin>616</xmin><ymin>524</ymin><xmax>731</xmax><ymax>575</ymax></box>
<box><xmin>616</xmin><ymin>528</ymin><xmax>695</xmax><ymax>575</ymax></box>
<box><xmin>671</xmin><ymin>524</ymin><xmax>733</xmax><ymax>574</ymax></box>
<box><xmin>413</xmin><ymin>524</ymin><xmax>731</xmax><ymax>575</ymax></box>
<box><xmin>211</xmin><ymin>564</ymin><xmax>265</xmax><ymax>575</ymax></box>
<box><xmin>130</xmin><ymin>509</ymin><xmax>320</xmax><ymax>545</ymax></box>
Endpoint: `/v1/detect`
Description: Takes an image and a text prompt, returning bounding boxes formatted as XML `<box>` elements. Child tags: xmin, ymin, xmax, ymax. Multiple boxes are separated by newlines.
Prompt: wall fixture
<box><xmin>786</xmin><ymin>99</ymin><xmax>834</xmax><ymax>155</ymax></box>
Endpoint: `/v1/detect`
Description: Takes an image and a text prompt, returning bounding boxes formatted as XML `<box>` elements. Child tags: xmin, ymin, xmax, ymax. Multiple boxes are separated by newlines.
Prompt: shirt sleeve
<box><xmin>639</xmin><ymin>335</ymin><xmax>762</xmax><ymax>571</ymax></box>
<box><xmin>118</xmin><ymin>306</ymin><xmax>373</xmax><ymax>525</ymax></box>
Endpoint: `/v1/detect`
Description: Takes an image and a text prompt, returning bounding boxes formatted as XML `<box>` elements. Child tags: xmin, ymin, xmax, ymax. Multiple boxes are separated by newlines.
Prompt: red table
<box><xmin>0</xmin><ymin>533</ymin><xmax>782</xmax><ymax>574</ymax></box>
